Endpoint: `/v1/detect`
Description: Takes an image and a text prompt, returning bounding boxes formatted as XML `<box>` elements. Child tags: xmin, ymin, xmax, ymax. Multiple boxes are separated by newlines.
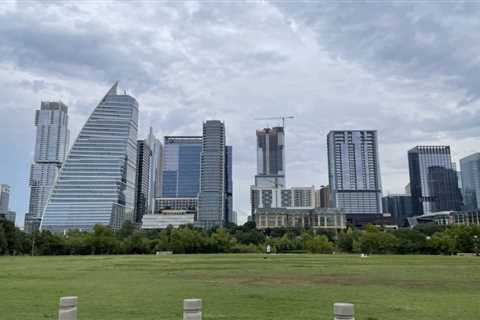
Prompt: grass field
<box><xmin>1</xmin><ymin>254</ymin><xmax>479</xmax><ymax>319</ymax></box>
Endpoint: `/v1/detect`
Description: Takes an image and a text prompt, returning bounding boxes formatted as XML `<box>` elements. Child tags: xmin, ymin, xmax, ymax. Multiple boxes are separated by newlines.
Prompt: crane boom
<box><xmin>254</xmin><ymin>115</ymin><xmax>295</xmax><ymax>128</ymax></box>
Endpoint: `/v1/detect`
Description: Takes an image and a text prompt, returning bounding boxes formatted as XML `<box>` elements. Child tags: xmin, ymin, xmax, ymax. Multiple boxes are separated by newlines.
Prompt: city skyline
<box><xmin>1</xmin><ymin>2</ymin><xmax>480</xmax><ymax>226</ymax></box>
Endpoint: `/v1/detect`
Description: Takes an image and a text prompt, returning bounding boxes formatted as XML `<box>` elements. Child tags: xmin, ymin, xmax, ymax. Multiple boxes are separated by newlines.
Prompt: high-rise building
<box><xmin>460</xmin><ymin>153</ymin><xmax>480</xmax><ymax>210</ymax></box>
<box><xmin>225</xmin><ymin>145</ymin><xmax>233</xmax><ymax>224</ymax></box>
<box><xmin>134</xmin><ymin>140</ymin><xmax>152</xmax><ymax>224</ymax></box>
<box><xmin>26</xmin><ymin>101</ymin><xmax>69</xmax><ymax>232</ymax></box>
<box><xmin>408</xmin><ymin>146</ymin><xmax>463</xmax><ymax>215</ymax></box>
<box><xmin>143</xmin><ymin>136</ymin><xmax>201</xmax><ymax>229</ymax></box>
<box><xmin>161</xmin><ymin>136</ymin><xmax>202</xmax><ymax>198</ymax></box>
<box><xmin>146</xmin><ymin>127</ymin><xmax>163</xmax><ymax>213</ymax></box>
<box><xmin>382</xmin><ymin>194</ymin><xmax>413</xmax><ymax>226</ymax></box>
<box><xmin>40</xmin><ymin>82</ymin><xmax>138</xmax><ymax>232</ymax></box>
<box><xmin>0</xmin><ymin>185</ymin><xmax>16</xmax><ymax>225</ymax></box>
<box><xmin>327</xmin><ymin>130</ymin><xmax>383</xmax><ymax>214</ymax></box>
<box><xmin>315</xmin><ymin>185</ymin><xmax>331</xmax><ymax>208</ymax></box>
<box><xmin>255</xmin><ymin>127</ymin><xmax>285</xmax><ymax>188</ymax></box>
<box><xmin>0</xmin><ymin>184</ymin><xmax>10</xmax><ymax>213</ymax></box>
<box><xmin>197</xmin><ymin>120</ymin><xmax>226</xmax><ymax>228</ymax></box>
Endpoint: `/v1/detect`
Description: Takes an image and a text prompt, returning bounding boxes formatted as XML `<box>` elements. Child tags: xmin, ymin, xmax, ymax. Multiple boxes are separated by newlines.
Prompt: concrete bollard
<box><xmin>183</xmin><ymin>299</ymin><xmax>202</xmax><ymax>320</ymax></box>
<box><xmin>58</xmin><ymin>296</ymin><xmax>78</xmax><ymax>320</ymax></box>
<box><xmin>334</xmin><ymin>303</ymin><xmax>354</xmax><ymax>320</ymax></box>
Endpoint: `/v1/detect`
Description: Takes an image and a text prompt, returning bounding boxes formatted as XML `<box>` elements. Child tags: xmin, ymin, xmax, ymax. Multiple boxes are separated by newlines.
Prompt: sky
<box><xmin>1</xmin><ymin>1</ymin><xmax>479</xmax><ymax>226</ymax></box>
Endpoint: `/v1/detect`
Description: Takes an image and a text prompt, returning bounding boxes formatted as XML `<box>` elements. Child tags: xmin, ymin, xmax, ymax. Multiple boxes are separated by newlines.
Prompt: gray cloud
<box><xmin>272</xmin><ymin>1</ymin><xmax>480</xmax><ymax>106</ymax></box>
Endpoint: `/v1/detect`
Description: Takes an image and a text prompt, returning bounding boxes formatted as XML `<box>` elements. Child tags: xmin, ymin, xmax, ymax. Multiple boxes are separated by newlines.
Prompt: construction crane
<box><xmin>254</xmin><ymin>115</ymin><xmax>295</xmax><ymax>129</ymax></box>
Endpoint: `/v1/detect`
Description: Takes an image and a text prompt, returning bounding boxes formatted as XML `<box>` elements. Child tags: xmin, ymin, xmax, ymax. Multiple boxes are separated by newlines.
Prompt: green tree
<box><xmin>303</xmin><ymin>234</ymin><xmax>334</xmax><ymax>253</ymax></box>
<box><xmin>358</xmin><ymin>229</ymin><xmax>399</xmax><ymax>254</ymax></box>
<box><xmin>430</xmin><ymin>232</ymin><xmax>457</xmax><ymax>255</ymax></box>
<box><xmin>117</xmin><ymin>221</ymin><xmax>136</xmax><ymax>239</ymax></box>
<box><xmin>0</xmin><ymin>225</ymin><xmax>8</xmax><ymax>255</ymax></box>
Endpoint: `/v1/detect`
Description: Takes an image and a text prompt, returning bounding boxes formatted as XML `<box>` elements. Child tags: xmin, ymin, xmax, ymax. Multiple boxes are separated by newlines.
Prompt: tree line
<box><xmin>0</xmin><ymin>218</ymin><xmax>479</xmax><ymax>256</ymax></box>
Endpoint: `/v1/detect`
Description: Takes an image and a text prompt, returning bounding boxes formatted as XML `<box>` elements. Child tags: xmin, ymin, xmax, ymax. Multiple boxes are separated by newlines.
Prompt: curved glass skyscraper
<box><xmin>40</xmin><ymin>82</ymin><xmax>138</xmax><ymax>232</ymax></box>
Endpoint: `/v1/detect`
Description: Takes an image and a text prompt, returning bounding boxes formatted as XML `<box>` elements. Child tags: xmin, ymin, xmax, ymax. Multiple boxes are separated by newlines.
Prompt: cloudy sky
<box><xmin>1</xmin><ymin>1</ymin><xmax>479</xmax><ymax>226</ymax></box>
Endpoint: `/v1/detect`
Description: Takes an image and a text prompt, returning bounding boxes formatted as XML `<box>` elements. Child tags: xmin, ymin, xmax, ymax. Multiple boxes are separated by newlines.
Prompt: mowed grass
<box><xmin>1</xmin><ymin>254</ymin><xmax>479</xmax><ymax>319</ymax></box>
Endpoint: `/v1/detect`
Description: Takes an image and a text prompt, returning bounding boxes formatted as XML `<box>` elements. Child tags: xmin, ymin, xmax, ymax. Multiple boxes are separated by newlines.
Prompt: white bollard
<box><xmin>334</xmin><ymin>302</ymin><xmax>354</xmax><ymax>320</ymax></box>
<box><xmin>183</xmin><ymin>299</ymin><xmax>202</xmax><ymax>320</ymax></box>
<box><xmin>58</xmin><ymin>296</ymin><xmax>77</xmax><ymax>320</ymax></box>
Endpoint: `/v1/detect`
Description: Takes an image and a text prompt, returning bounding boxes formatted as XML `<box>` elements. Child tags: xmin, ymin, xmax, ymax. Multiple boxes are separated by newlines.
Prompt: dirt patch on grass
<box><xmin>218</xmin><ymin>274</ymin><xmax>370</xmax><ymax>286</ymax></box>
<box><xmin>204</xmin><ymin>274</ymin><xmax>452</xmax><ymax>290</ymax></box>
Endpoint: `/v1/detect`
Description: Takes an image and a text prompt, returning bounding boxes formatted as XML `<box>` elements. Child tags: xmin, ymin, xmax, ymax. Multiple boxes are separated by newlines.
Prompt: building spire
<box><xmin>106</xmin><ymin>81</ymin><xmax>118</xmax><ymax>96</ymax></box>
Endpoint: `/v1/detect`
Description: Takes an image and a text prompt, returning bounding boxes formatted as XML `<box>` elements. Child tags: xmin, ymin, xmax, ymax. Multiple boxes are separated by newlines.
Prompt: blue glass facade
<box><xmin>408</xmin><ymin>146</ymin><xmax>463</xmax><ymax>215</ymax></box>
<box><xmin>161</xmin><ymin>137</ymin><xmax>202</xmax><ymax>198</ymax></box>
<box><xmin>40</xmin><ymin>83</ymin><xmax>138</xmax><ymax>232</ymax></box>
<box><xmin>460</xmin><ymin>153</ymin><xmax>480</xmax><ymax>210</ymax></box>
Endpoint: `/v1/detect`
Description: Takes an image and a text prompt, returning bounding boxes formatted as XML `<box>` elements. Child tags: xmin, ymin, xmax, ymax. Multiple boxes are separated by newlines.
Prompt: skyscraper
<box><xmin>146</xmin><ymin>128</ymin><xmax>163</xmax><ymax>213</ymax></box>
<box><xmin>382</xmin><ymin>194</ymin><xmax>413</xmax><ymax>226</ymax></box>
<box><xmin>134</xmin><ymin>140</ymin><xmax>152</xmax><ymax>223</ymax></box>
<box><xmin>408</xmin><ymin>146</ymin><xmax>463</xmax><ymax>215</ymax></box>
<box><xmin>460</xmin><ymin>153</ymin><xmax>480</xmax><ymax>210</ymax></box>
<box><xmin>26</xmin><ymin>101</ymin><xmax>69</xmax><ymax>232</ymax></box>
<box><xmin>225</xmin><ymin>145</ymin><xmax>233</xmax><ymax>223</ymax></box>
<box><xmin>327</xmin><ymin>130</ymin><xmax>383</xmax><ymax>214</ymax></box>
<box><xmin>315</xmin><ymin>185</ymin><xmax>331</xmax><ymax>208</ymax></box>
<box><xmin>0</xmin><ymin>184</ymin><xmax>10</xmax><ymax>213</ymax></box>
<box><xmin>40</xmin><ymin>82</ymin><xmax>138</xmax><ymax>232</ymax></box>
<box><xmin>255</xmin><ymin>127</ymin><xmax>285</xmax><ymax>188</ymax></box>
<box><xmin>0</xmin><ymin>184</ymin><xmax>16</xmax><ymax>224</ymax></box>
<box><xmin>161</xmin><ymin>136</ymin><xmax>202</xmax><ymax>198</ymax></box>
<box><xmin>197</xmin><ymin>120</ymin><xmax>226</xmax><ymax>228</ymax></box>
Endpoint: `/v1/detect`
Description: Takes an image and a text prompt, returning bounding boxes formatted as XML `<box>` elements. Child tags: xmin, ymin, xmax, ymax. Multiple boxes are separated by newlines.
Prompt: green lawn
<box><xmin>0</xmin><ymin>254</ymin><xmax>479</xmax><ymax>319</ymax></box>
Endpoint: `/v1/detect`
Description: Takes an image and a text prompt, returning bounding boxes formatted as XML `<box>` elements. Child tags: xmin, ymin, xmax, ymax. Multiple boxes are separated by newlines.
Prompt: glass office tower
<box><xmin>161</xmin><ymin>136</ymin><xmax>202</xmax><ymax>198</ymax></box>
<box><xmin>327</xmin><ymin>130</ymin><xmax>383</xmax><ymax>214</ymax></box>
<box><xmin>382</xmin><ymin>194</ymin><xmax>413</xmax><ymax>226</ymax></box>
<box><xmin>146</xmin><ymin>128</ymin><xmax>163</xmax><ymax>213</ymax></box>
<box><xmin>224</xmin><ymin>145</ymin><xmax>233</xmax><ymax>223</ymax></box>
<box><xmin>408</xmin><ymin>146</ymin><xmax>462</xmax><ymax>215</ymax></box>
<box><xmin>460</xmin><ymin>153</ymin><xmax>480</xmax><ymax>210</ymax></box>
<box><xmin>40</xmin><ymin>82</ymin><xmax>138</xmax><ymax>232</ymax></box>
<box><xmin>134</xmin><ymin>140</ymin><xmax>152</xmax><ymax>223</ymax></box>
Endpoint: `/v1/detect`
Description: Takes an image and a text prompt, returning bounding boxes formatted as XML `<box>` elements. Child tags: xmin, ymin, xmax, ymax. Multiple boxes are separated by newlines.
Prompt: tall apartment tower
<box><xmin>0</xmin><ymin>184</ymin><xmax>10</xmax><ymax>213</ymax></box>
<box><xmin>327</xmin><ymin>130</ymin><xmax>383</xmax><ymax>214</ymax></box>
<box><xmin>255</xmin><ymin>127</ymin><xmax>285</xmax><ymax>188</ymax></box>
<box><xmin>197</xmin><ymin>120</ymin><xmax>226</xmax><ymax>228</ymax></box>
<box><xmin>225</xmin><ymin>145</ymin><xmax>233</xmax><ymax>223</ymax></box>
<box><xmin>460</xmin><ymin>153</ymin><xmax>480</xmax><ymax>210</ymax></box>
<box><xmin>408</xmin><ymin>146</ymin><xmax>463</xmax><ymax>215</ymax></box>
<box><xmin>40</xmin><ymin>83</ymin><xmax>138</xmax><ymax>232</ymax></box>
<box><xmin>26</xmin><ymin>101</ymin><xmax>69</xmax><ymax>232</ymax></box>
<box><xmin>134</xmin><ymin>140</ymin><xmax>152</xmax><ymax>223</ymax></box>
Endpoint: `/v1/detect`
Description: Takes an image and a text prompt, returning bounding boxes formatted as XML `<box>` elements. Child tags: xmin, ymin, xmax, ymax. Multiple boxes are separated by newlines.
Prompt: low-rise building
<box><xmin>251</xmin><ymin>186</ymin><xmax>315</xmax><ymax>214</ymax></box>
<box><xmin>141</xmin><ymin>197</ymin><xmax>198</xmax><ymax>229</ymax></box>
<box><xmin>142</xmin><ymin>212</ymin><xmax>195</xmax><ymax>229</ymax></box>
<box><xmin>409</xmin><ymin>210</ymin><xmax>480</xmax><ymax>227</ymax></box>
<box><xmin>24</xmin><ymin>213</ymin><xmax>41</xmax><ymax>233</ymax></box>
<box><xmin>255</xmin><ymin>207</ymin><xmax>346</xmax><ymax>230</ymax></box>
